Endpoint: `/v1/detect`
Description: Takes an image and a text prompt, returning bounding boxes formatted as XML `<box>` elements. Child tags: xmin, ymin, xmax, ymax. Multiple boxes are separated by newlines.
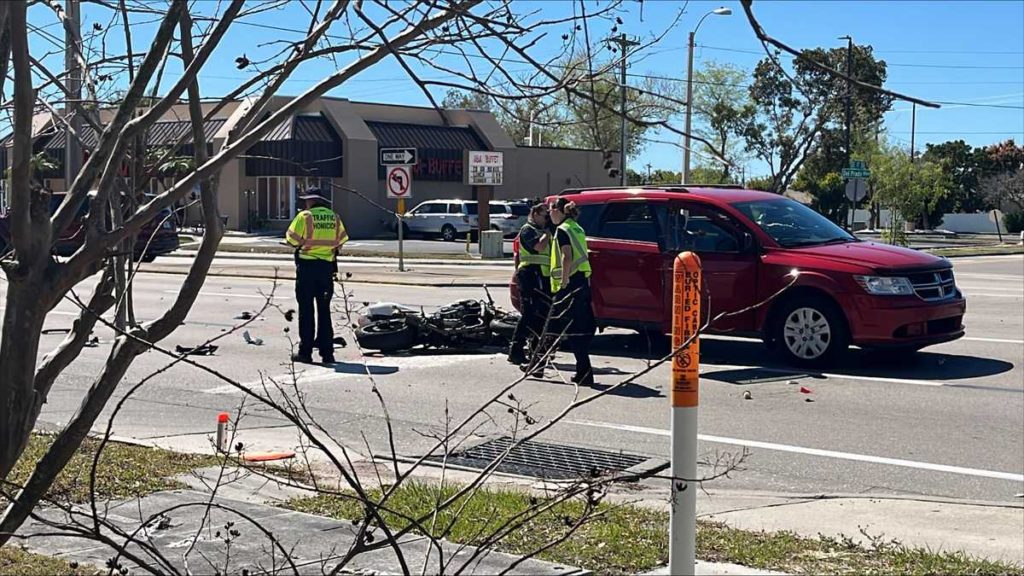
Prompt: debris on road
<box><xmin>175</xmin><ymin>344</ymin><xmax>218</xmax><ymax>356</ymax></box>
<box><xmin>234</xmin><ymin>311</ymin><xmax>254</xmax><ymax>320</ymax></box>
<box><xmin>333</xmin><ymin>336</ymin><xmax>347</xmax><ymax>348</ymax></box>
<box><xmin>41</xmin><ymin>328</ymin><xmax>71</xmax><ymax>335</ymax></box>
<box><xmin>284</xmin><ymin>309</ymin><xmax>295</xmax><ymax>322</ymax></box>
<box><xmin>243</xmin><ymin>331</ymin><xmax>264</xmax><ymax>346</ymax></box>
<box><xmin>83</xmin><ymin>336</ymin><xmax>100</xmax><ymax>348</ymax></box>
<box><xmin>742</xmin><ymin>390</ymin><xmax>753</xmax><ymax>400</ymax></box>
<box><xmin>800</xmin><ymin>386</ymin><xmax>813</xmax><ymax>394</ymax></box>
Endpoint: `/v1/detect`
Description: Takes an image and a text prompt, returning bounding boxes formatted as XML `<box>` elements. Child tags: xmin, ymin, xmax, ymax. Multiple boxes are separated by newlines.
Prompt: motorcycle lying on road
<box><xmin>354</xmin><ymin>287</ymin><xmax>521</xmax><ymax>353</ymax></box>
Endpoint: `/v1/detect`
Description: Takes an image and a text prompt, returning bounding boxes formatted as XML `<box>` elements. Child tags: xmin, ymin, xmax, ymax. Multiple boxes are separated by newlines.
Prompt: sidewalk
<box><xmin>134</xmin><ymin>425</ymin><xmax>1024</xmax><ymax>570</ymax></box>
<box><xmin>18</xmin><ymin>485</ymin><xmax>584</xmax><ymax>575</ymax></box>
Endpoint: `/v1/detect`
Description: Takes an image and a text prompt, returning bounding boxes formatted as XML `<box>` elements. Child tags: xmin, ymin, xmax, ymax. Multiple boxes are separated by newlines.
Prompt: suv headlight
<box><xmin>854</xmin><ymin>275</ymin><xmax>914</xmax><ymax>296</ymax></box>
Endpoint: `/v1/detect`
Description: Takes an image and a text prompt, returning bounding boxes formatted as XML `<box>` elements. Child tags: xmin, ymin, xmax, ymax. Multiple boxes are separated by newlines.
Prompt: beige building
<box><xmin>2</xmin><ymin>98</ymin><xmax>615</xmax><ymax>239</ymax></box>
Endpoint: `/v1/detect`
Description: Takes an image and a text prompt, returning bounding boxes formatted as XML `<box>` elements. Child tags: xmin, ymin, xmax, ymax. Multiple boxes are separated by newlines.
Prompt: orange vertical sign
<box><xmin>671</xmin><ymin>252</ymin><xmax>701</xmax><ymax>407</ymax></box>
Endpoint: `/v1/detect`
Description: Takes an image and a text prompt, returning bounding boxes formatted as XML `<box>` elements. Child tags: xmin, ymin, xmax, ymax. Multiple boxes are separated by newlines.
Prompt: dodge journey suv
<box><xmin>512</xmin><ymin>186</ymin><xmax>966</xmax><ymax>365</ymax></box>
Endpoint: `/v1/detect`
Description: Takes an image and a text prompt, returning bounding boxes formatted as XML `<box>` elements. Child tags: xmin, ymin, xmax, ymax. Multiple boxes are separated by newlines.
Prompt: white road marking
<box><xmin>566</xmin><ymin>420</ymin><xmax>1024</xmax><ymax>483</ymax></box>
<box><xmin>955</xmin><ymin>273</ymin><xmax>1023</xmax><ymax>281</ymax></box>
<box><xmin>962</xmin><ymin>336</ymin><xmax>1024</xmax><ymax>344</ymax></box>
<box><xmin>164</xmin><ymin>290</ymin><xmax>285</xmax><ymax>300</ymax></box>
<box><xmin>961</xmin><ymin>292</ymin><xmax>1023</xmax><ymax>299</ymax></box>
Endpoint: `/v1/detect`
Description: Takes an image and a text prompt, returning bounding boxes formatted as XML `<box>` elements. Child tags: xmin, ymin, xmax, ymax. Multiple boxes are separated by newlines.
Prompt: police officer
<box><xmin>549</xmin><ymin>197</ymin><xmax>595</xmax><ymax>386</ymax></box>
<box><xmin>507</xmin><ymin>203</ymin><xmax>551</xmax><ymax>366</ymax></box>
<box><xmin>285</xmin><ymin>188</ymin><xmax>348</xmax><ymax>364</ymax></box>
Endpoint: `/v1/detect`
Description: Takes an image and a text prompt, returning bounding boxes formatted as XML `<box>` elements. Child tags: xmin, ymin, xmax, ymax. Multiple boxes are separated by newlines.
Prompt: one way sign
<box><xmin>380</xmin><ymin>147</ymin><xmax>417</xmax><ymax>166</ymax></box>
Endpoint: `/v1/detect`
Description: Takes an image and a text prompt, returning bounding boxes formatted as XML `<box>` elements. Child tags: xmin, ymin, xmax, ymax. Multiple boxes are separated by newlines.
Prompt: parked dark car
<box><xmin>0</xmin><ymin>192</ymin><xmax>180</xmax><ymax>262</ymax></box>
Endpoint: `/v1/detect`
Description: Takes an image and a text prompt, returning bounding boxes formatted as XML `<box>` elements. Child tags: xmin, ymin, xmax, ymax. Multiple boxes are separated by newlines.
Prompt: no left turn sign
<box><xmin>386</xmin><ymin>165</ymin><xmax>412</xmax><ymax>199</ymax></box>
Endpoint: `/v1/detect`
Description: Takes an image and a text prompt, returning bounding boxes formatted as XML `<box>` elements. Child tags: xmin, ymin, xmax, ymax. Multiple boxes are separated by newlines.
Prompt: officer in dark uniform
<box><xmin>285</xmin><ymin>188</ymin><xmax>348</xmax><ymax>364</ymax></box>
<box><xmin>508</xmin><ymin>203</ymin><xmax>552</xmax><ymax>366</ymax></box>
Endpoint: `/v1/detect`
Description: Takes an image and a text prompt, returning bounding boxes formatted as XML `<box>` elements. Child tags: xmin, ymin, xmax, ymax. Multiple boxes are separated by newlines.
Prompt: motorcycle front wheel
<box><xmin>355</xmin><ymin>319</ymin><xmax>418</xmax><ymax>352</ymax></box>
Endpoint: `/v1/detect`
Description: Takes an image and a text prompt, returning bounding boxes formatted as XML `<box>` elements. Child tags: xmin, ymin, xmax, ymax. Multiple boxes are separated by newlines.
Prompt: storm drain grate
<box><xmin>426</xmin><ymin>436</ymin><xmax>649</xmax><ymax>480</ymax></box>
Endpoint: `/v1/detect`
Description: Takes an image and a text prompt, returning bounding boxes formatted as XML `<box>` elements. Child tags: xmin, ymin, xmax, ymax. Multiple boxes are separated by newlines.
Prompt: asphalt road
<box><xmin>6</xmin><ymin>254</ymin><xmax>1022</xmax><ymax>504</ymax></box>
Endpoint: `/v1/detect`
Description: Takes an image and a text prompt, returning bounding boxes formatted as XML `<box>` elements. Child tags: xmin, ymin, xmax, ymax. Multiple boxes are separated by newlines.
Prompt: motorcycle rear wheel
<box><xmin>355</xmin><ymin>320</ymin><xmax>418</xmax><ymax>352</ymax></box>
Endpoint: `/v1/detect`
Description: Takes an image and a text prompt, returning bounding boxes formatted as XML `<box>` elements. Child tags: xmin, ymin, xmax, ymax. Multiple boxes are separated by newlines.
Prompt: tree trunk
<box><xmin>0</xmin><ymin>277</ymin><xmax>48</xmax><ymax>480</ymax></box>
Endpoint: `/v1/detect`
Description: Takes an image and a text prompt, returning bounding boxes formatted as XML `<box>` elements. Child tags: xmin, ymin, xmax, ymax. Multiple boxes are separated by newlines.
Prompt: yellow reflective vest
<box><xmin>550</xmin><ymin>218</ymin><xmax>591</xmax><ymax>293</ymax></box>
<box><xmin>285</xmin><ymin>206</ymin><xmax>348</xmax><ymax>261</ymax></box>
<box><xmin>516</xmin><ymin>222</ymin><xmax>551</xmax><ymax>277</ymax></box>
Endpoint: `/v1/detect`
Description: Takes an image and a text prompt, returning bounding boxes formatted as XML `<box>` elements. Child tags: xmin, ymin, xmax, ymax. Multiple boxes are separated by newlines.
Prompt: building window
<box><xmin>256</xmin><ymin>176</ymin><xmax>333</xmax><ymax>221</ymax></box>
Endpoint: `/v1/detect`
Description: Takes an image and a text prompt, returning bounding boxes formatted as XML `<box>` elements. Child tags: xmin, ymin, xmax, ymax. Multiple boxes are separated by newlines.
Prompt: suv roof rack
<box><xmin>558</xmin><ymin>184</ymin><xmax>743</xmax><ymax>195</ymax></box>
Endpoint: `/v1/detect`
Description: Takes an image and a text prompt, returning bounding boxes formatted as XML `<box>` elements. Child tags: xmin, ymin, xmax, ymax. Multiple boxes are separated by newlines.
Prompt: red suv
<box><xmin>512</xmin><ymin>186</ymin><xmax>966</xmax><ymax>365</ymax></box>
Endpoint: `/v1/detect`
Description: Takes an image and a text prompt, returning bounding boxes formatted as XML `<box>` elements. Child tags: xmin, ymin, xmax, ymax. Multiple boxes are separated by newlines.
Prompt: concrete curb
<box><xmin>140</xmin><ymin>266</ymin><xmax>493</xmax><ymax>287</ymax></box>
<box><xmin>167</xmin><ymin>250</ymin><xmax>514</xmax><ymax>266</ymax></box>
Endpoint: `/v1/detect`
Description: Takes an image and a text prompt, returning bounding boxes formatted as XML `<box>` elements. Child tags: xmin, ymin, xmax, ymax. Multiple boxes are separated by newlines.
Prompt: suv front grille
<box><xmin>907</xmin><ymin>269</ymin><xmax>956</xmax><ymax>301</ymax></box>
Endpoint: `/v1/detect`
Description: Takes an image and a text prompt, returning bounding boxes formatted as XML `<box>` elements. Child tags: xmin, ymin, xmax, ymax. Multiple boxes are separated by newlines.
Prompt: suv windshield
<box><xmin>733</xmin><ymin>198</ymin><xmax>855</xmax><ymax>248</ymax></box>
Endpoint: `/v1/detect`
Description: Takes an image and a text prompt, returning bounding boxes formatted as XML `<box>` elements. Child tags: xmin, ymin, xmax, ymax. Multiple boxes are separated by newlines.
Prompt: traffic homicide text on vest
<box><xmin>286</xmin><ymin>206</ymin><xmax>348</xmax><ymax>262</ymax></box>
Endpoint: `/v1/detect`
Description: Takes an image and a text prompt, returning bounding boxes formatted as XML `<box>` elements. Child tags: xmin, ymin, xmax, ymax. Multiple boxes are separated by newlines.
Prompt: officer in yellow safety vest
<box><xmin>507</xmin><ymin>203</ymin><xmax>552</xmax><ymax>366</ymax></box>
<box><xmin>285</xmin><ymin>188</ymin><xmax>348</xmax><ymax>364</ymax></box>
<box><xmin>549</xmin><ymin>197</ymin><xmax>595</xmax><ymax>386</ymax></box>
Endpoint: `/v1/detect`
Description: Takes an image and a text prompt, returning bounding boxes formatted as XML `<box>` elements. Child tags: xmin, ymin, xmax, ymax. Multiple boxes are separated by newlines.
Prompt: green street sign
<box><xmin>842</xmin><ymin>168</ymin><xmax>871</xmax><ymax>179</ymax></box>
<box><xmin>842</xmin><ymin>159</ymin><xmax>870</xmax><ymax>179</ymax></box>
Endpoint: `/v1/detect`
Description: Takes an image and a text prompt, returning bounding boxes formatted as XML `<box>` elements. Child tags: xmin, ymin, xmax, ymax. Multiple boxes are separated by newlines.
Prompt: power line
<box><xmin>932</xmin><ymin>100</ymin><xmax>1024</xmax><ymax>110</ymax></box>
<box><xmin>697</xmin><ymin>43</ymin><xmax>1024</xmax><ymax>59</ymax></box>
<box><xmin>700</xmin><ymin>43</ymin><xmax>1024</xmax><ymax>69</ymax></box>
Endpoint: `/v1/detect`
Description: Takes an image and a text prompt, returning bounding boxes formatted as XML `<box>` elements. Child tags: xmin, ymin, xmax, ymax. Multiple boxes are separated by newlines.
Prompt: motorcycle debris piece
<box><xmin>41</xmin><ymin>328</ymin><xmax>72</xmax><ymax>335</ymax></box>
<box><xmin>284</xmin><ymin>309</ymin><xmax>295</xmax><ymax>322</ymax></box>
<box><xmin>83</xmin><ymin>336</ymin><xmax>100</xmax><ymax>348</ymax></box>
<box><xmin>175</xmin><ymin>344</ymin><xmax>218</xmax><ymax>356</ymax></box>
<box><xmin>742</xmin><ymin>390</ymin><xmax>753</xmax><ymax>400</ymax></box>
<box><xmin>243</xmin><ymin>331</ymin><xmax>264</xmax><ymax>346</ymax></box>
<box><xmin>332</xmin><ymin>336</ymin><xmax>347</xmax><ymax>348</ymax></box>
<box><xmin>234</xmin><ymin>311</ymin><xmax>254</xmax><ymax>320</ymax></box>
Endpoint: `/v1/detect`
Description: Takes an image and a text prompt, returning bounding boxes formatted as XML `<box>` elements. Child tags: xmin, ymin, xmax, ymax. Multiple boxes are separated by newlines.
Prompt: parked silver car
<box><xmin>402</xmin><ymin>200</ymin><xmax>525</xmax><ymax>241</ymax></box>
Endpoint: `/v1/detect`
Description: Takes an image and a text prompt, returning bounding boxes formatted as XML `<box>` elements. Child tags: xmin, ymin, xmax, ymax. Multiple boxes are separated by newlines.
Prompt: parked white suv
<box><xmin>402</xmin><ymin>200</ymin><xmax>520</xmax><ymax>241</ymax></box>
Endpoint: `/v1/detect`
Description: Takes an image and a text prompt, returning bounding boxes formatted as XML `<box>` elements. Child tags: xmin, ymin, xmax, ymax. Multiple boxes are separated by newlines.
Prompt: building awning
<box><xmin>42</xmin><ymin>118</ymin><xmax>227</xmax><ymax>150</ymax></box>
<box><xmin>366</xmin><ymin>121</ymin><xmax>485</xmax><ymax>150</ymax></box>
<box><xmin>366</xmin><ymin>121</ymin><xmax>485</xmax><ymax>182</ymax></box>
<box><xmin>245</xmin><ymin>113</ymin><xmax>343</xmax><ymax>177</ymax></box>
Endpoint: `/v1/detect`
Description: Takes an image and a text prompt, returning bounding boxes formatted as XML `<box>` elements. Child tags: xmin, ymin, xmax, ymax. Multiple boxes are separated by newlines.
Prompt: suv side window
<box><xmin>675</xmin><ymin>204</ymin><xmax>743</xmax><ymax>253</ymax></box>
<box><xmin>597</xmin><ymin>202</ymin><xmax>662</xmax><ymax>244</ymax></box>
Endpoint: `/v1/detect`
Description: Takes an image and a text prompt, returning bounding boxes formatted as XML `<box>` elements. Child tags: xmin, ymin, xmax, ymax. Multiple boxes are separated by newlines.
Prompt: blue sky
<box><xmin>24</xmin><ymin>0</ymin><xmax>1024</xmax><ymax>178</ymax></box>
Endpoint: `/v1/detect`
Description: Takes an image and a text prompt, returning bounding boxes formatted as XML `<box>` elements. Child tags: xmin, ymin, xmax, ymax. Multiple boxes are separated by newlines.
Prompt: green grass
<box><xmin>927</xmin><ymin>244</ymin><xmax>1023</xmax><ymax>258</ymax></box>
<box><xmin>8</xmin><ymin>434</ymin><xmax>219</xmax><ymax>504</ymax></box>
<box><xmin>0</xmin><ymin>546</ymin><xmax>97</xmax><ymax>576</ymax></box>
<box><xmin>284</xmin><ymin>482</ymin><xmax>1023</xmax><ymax>576</ymax></box>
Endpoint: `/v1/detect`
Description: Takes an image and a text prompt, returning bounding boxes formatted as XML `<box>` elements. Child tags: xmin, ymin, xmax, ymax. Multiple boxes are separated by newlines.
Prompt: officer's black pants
<box><xmin>295</xmin><ymin>258</ymin><xmax>335</xmax><ymax>357</ymax></box>
<box><xmin>511</xmin><ymin>267</ymin><xmax>550</xmax><ymax>354</ymax></box>
<box><xmin>554</xmin><ymin>274</ymin><xmax>595</xmax><ymax>378</ymax></box>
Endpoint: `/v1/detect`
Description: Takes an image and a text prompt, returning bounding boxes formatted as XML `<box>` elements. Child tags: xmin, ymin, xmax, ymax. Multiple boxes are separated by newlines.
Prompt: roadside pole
<box><xmin>397</xmin><ymin>197</ymin><xmax>405</xmax><ymax>272</ymax></box>
<box><xmin>381</xmin><ymin>148</ymin><xmax>417</xmax><ymax>272</ymax></box>
<box><xmin>669</xmin><ymin>252</ymin><xmax>701</xmax><ymax>576</ymax></box>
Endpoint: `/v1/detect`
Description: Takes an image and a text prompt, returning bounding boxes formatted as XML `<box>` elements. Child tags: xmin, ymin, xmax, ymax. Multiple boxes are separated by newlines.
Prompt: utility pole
<box><xmin>840</xmin><ymin>35</ymin><xmax>854</xmax><ymax>230</ymax></box>
<box><xmin>64</xmin><ymin>0</ymin><xmax>83</xmax><ymax>192</ymax></box>
<box><xmin>646</xmin><ymin>163</ymin><xmax>652</xmax><ymax>184</ymax></box>
<box><xmin>607</xmin><ymin>33</ymin><xmax>639</xmax><ymax>186</ymax></box>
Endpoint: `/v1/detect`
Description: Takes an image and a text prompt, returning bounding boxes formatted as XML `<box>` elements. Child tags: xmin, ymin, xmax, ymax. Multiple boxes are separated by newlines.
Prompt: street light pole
<box><xmin>682</xmin><ymin>7</ymin><xmax>731</xmax><ymax>185</ymax></box>
<box><xmin>606</xmin><ymin>33</ymin><xmax>640</xmax><ymax>186</ymax></box>
<box><xmin>840</xmin><ymin>35</ymin><xmax>854</xmax><ymax>230</ymax></box>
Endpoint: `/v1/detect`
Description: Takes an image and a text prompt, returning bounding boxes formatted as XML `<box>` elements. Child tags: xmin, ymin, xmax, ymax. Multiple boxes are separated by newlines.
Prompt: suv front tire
<box><xmin>772</xmin><ymin>295</ymin><xmax>848</xmax><ymax>366</ymax></box>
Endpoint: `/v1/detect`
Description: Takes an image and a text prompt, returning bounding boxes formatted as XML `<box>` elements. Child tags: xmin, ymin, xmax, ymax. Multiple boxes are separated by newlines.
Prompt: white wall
<box><xmin>938</xmin><ymin>211</ymin><xmax>1004</xmax><ymax>234</ymax></box>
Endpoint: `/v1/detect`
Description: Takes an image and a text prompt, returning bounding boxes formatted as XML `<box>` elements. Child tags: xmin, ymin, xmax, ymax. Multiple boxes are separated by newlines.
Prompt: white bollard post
<box><xmin>670</xmin><ymin>252</ymin><xmax>702</xmax><ymax>576</ymax></box>
<box><xmin>216</xmin><ymin>412</ymin><xmax>229</xmax><ymax>453</ymax></box>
